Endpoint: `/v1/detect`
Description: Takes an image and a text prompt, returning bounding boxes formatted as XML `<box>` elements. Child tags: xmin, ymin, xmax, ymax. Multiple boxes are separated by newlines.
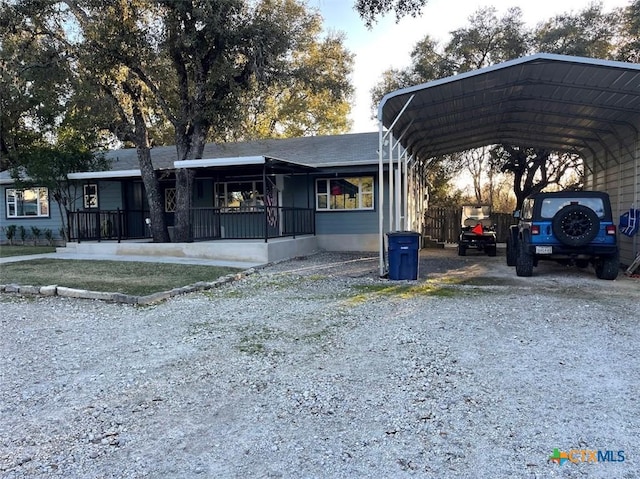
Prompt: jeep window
<box><xmin>521</xmin><ymin>198</ymin><xmax>534</xmax><ymax>219</ymax></box>
<box><xmin>540</xmin><ymin>198</ymin><xmax>606</xmax><ymax>219</ymax></box>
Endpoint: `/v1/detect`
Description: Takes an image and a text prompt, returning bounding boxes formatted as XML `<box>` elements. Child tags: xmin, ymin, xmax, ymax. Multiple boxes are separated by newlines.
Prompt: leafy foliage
<box><xmin>10</xmin><ymin>131</ymin><xmax>110</xmax><ymax>239</ymax></box>
<box><xmin>0</xmin><ymin>2</ymin><xmax>72</xmax><ymax>170</ymax></box>
<box><xmin>354</xmin><ymin>0</ymin><xmax>427</xmax><ymax>27</ymax></box>
<box><xmin>616</xmin><ymin>0</ymin><xmax>640</xmax><ymax>62</ymax></box>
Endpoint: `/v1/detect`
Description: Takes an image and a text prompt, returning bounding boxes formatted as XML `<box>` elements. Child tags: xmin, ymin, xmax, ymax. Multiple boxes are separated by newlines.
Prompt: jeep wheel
<box><xmin>457</xmin><ymin>245</ymin><xmax>467</xmax><ymax>256</ymax></box>
<box><xmin>515</xmin><ymin>241</ymin><xmax>534</xmax><ymax>277</ymax></box>
<box><xmin>486</xmin><ymin>245</ymin><xmax>497</xmax><ymax>257</ymax></box>
<box><xmin>552</xmin><ymin>204</ymin><xmax>600</xmax><ymax>247</ymax></box>
<box><xmin>506</xmin><ymin>235</ymin><xmax>517</xmax><ymax>266</ymax></box>
<box><xmin>595</xmin><ymin>253</ymin><xmax>619</xmax><ymax>280</ymax></box>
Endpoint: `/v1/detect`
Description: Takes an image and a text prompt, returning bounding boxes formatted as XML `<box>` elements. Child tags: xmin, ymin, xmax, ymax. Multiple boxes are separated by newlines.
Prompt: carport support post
<box><xmin>635</xmin><ymin>135</ymin><xmax>640</xmax><ymax>256</ymax></box>
<box><xmin>377</xmin><ymin>93</ymin><xmax>415</xmax><ymax>277</ymax></box>
<box><xmin>388</xmin><ymin>131</ymin><xmax>395</xmax><ymax>233</ymax></box>
<box><xmin>378</xmin><ymin>125</ymin><xmax>386</xmax><ymax>276</ymax></box>
<box><xmin>395</xmin><ymin>158</ymin><xmax>402</xmax><ymax>230</ymax></box>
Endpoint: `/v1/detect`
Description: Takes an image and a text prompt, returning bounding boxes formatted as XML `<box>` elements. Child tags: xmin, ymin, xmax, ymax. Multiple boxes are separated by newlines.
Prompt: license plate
<box><xmin>536</xmin><ymin>246</ymin><xmax>553</xmax><ymax>254</ymax></box>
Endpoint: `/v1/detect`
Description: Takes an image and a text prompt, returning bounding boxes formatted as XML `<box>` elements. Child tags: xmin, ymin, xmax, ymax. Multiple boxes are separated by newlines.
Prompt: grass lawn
<box><xmin>0</xmin><ymin>245</ymin><xmax>57</xmax><ymax>257</ymax></box>
<box><xmin>0</xmin><ymin>259</ymin><xmax>241</xmax><ymax>296</ymax></box>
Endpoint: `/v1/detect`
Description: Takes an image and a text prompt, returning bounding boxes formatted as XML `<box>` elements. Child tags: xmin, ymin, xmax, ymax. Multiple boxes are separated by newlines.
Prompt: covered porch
<box><xmin>67</xmin><ymin>153</ymin><xmax>317</xmax><ymax>245</ymax></box>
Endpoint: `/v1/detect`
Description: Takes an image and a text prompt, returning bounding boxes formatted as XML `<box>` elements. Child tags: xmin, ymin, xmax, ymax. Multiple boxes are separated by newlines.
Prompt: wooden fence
<box><xmin>422</xmin><ymin>206</ymin><xmax>514</xmax><ymax>243</ymax></box>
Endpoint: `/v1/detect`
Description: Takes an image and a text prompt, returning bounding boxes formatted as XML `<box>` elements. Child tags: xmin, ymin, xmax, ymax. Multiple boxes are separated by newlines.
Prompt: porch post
<box><xmin>292</xmin><ymin>174</ymin><xmax>296</xmax><ymax>239</ymax></box>
<box><xmin>117</xmin><ymin>208</ymin><xmax>122</xmax><ymax>243</ymax></box>
<box><xmin>96</xmin><ymin>210</ymin><xmax>101</xmax><ymax>242</ymax></box>
<box><xmin>263</xmin><ymin>162</ymin><xmax>268</xmax><ymax>243</ymax></box>
<box><xmin>67</xmin><ymin>210</ymin><xmax>75</xmax><ymax>243</ymax></box>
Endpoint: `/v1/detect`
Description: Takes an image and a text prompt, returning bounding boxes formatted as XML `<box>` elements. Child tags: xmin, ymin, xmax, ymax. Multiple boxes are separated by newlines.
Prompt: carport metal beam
<box><xmin>378</xmin><ymin>95</ymin><xmax>414</xmax><ymax>277</ymax></box>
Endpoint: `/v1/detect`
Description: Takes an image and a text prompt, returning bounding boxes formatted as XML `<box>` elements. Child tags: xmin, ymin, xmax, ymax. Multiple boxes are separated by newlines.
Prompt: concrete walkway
<box><xmin>0</xmin><ymin>252</ymin><xmax>263</xmax><ymax>270</ymax></box>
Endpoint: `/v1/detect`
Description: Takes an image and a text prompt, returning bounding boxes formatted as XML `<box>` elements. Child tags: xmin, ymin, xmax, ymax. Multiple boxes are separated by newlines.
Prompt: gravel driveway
<box><xmin>1</xmin><ymin>248</ymin><xmax>639</xmax><ymax>478</ymax></box>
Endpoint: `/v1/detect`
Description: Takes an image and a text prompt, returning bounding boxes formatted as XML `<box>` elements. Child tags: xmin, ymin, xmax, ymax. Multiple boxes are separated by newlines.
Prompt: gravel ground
<box><xmin>1</xmin><ymin>247</ymin><xmax>639</xmax><ymax>478</ymax></box>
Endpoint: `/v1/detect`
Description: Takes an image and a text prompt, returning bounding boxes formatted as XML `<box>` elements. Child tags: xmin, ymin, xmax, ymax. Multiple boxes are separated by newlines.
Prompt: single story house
<box><xmin>1</xmin><ymin>132</ymin><xmax>419</xmax><ymax>264</ymax></box>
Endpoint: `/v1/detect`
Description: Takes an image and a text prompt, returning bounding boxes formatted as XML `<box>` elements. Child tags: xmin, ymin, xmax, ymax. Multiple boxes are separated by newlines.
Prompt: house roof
<box><xmin>102</xmin><ymin>132</ymin><xmax>380</xmax><ymax>174</ymax></box>
<box><xmin>1</xmin><ymin>132</ymin><xmax>381</xmax><ymax>183</ymax></box>
<box><xmin>378</xmin><ymin>53</ymin><xmax>640</xmax><ymax>161</ymax></box>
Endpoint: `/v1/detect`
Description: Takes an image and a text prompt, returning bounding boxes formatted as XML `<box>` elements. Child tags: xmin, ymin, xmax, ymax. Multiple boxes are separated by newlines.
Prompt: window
<box><xmin>316</xmin><ymin>177</ymin><xmax>374</xmax><ymax>211</ymax></box>
<box><xmin>83</xmin><ymin>184</ymin><xmax>99</xmax><ymax>209</ymax></box>
<box><xmin>6</xmin><ymin>187</ymin><xmax>49</xmax><ymax>218</ymax></box>
<box><xmin>540</xmin><ymin>197</ymin><xmax>606</xmax><ymax>219</ymax></box>
<box><xmin>215</xmin><ymin>181</ymin><xmax>264</xmax><ymax>210</ymax></box>
<box><xmin>165</xmin><ymin>188</ymin><xmax>176</xmax><ymax>213</ymax></box>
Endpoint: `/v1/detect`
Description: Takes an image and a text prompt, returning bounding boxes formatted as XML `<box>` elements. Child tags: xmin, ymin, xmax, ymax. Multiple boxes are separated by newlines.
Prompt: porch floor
<box><xmin>56</xmin><ymin>235</ymin><xmax>319</xmax><ymax>267</ymax></box>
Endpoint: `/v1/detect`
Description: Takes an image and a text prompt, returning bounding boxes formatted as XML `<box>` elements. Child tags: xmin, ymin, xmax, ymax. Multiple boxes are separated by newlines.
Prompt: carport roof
<box><xmin>378</xmin><ymin>53</ymin><xmax>640</xmax><ymax>160</ymax></box>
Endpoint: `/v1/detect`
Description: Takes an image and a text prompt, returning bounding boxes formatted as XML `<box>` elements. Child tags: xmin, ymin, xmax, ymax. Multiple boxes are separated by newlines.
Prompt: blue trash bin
<box><xmin>386</xmin><ymin>231</ymin><xmax>421</xmax><ymax>280</ymax></box>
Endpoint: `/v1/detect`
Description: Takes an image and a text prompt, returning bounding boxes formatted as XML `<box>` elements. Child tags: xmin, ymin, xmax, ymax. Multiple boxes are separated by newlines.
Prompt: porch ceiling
<box><xmin>378</xmin><ymin>53</ymin><xmax>640</xmax><ymax>161</ymax></box>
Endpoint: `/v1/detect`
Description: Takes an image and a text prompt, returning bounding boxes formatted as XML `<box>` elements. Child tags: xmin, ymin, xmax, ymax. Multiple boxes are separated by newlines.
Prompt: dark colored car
<box><xmin>458</xmin><ymin>205</ymin><xmax>497</xmax><ymax>256</ymax></box>
<box><xmin>507</xmin><ymin>191</ymin><xmax>619</xmax><ymax>279</ymax></box>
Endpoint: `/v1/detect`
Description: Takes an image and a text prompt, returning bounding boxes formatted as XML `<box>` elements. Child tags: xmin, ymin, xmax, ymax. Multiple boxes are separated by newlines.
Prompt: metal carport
<box><xmin>377</xmin><ymin>53</ymin><xmax>640</xmax><ymax>276</ymax></box>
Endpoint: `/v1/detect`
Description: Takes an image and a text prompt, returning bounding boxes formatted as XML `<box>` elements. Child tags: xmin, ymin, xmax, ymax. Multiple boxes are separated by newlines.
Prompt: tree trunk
<box><xmin>172</xmin><ymin>127</ymin><xmax>206</xmax><ymax>242</ymax></box>
<box><xmin>173</xmin><ymin>168</ymin><xmax>194</xmax><ymax>242</ymax></box>
<box><xmin>130</xmin><ymin>94</ymin><xmax>170</xmax><ymax>242</ymax></box>
<box><xmin>137</xmin><ymin>146</ymin><xmax>170</xmax><ymax>242</ymax></box>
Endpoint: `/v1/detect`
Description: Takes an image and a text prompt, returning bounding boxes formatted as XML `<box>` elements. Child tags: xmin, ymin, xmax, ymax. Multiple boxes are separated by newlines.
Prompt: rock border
<box><xmin>0</xmin><ymin>268</ymin><xmax>256</xmax><ymax>305</ymax></box>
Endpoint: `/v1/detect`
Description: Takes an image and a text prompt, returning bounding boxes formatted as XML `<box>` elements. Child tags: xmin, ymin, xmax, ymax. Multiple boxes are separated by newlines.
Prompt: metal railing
<box><xmin>68</xmin><ymin>206</ymin><xmax>315</xmax><ymax>242</ymax></box>
<box><xmin>190</xmin><ymin>206</ymin><xmax>315</xmax><ymax>241</ymax></box>
<box><xmin>67</xmin><ymin>209</ymin><xmax>151</xmax><ymax>242</ymax></box>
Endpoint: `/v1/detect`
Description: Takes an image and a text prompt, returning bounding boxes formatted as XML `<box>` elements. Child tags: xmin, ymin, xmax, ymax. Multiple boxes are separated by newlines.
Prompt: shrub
<box><xmin>3</xmin><ymin>225</ymin><xmax>17</xmax><ymax>245</ymax></box>
<box><xmin>18</xmin><ymin>225</ymin><xmax>27</xmax><ymax>244</ymax></box>
<box><xmin>31</xmin><ymin>226</ymin><xmax>42</xmax><ymax>245</ymax></box>
<box><xmin>44</xmin><ymin>229</ymin><xmax>54</xmax><ymax>246</ymax></box>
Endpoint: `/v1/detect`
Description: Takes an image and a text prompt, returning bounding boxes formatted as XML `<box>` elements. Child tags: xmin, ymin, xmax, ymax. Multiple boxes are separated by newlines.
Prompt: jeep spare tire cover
<box><xmin>552</xmin><ymin>204</ymin><xmax>600</xmax><ymax>247</ymax></box>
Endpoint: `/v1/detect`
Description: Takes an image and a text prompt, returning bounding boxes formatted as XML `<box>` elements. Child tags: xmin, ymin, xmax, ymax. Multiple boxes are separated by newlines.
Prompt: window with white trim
<box><xmin>316</xmin><ymin>177</ymin><xmax>374</xmax><ymax>211</ymax></box>
<box><xmin>214</xmin><ymin>181</ymin><xmax>264</xmax><ymax>210</ymax></box>
<box><xmin>6</xmin><ymin>187</ymin><xmax>49</xmax><ymax>218</ymax></box>
<box><xmin>83</xmin><ymin>184</ymin><xmax>99</xmax><ymax>209</ymax></box>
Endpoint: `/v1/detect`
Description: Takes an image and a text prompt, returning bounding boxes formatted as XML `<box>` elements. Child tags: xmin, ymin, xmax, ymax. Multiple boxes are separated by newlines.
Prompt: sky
<box><xmin>310</xmin><ymin>0</ymin><xmax>632</xmax><ymax>133</ymax></box>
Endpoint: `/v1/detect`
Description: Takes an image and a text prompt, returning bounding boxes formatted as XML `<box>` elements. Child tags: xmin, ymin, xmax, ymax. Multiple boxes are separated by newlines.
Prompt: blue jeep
<box><xmin>506</xmin><ymin>191</ymin><xmax>619</xmax><ymax>280</ymax></box>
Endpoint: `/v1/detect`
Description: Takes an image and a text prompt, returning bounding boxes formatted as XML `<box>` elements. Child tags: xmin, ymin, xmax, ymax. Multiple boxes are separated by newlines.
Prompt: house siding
<box><xmin>296</xmin><ymin>172</ymin><xmax>382</xmax><ymax>235</ymax></box>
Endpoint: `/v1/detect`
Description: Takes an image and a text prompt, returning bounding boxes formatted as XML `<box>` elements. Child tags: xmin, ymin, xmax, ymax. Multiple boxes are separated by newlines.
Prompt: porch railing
<box><xmin>191</xmin><ymin>206</ymin><xmax>315</xmax><ymax>241</ymax></box>
<box><xmin>67</xmin><ymin>209</ymin><xmax>150</xmax><ymax>243</ymax></box>
<box><xmin>68</xmin><ymin>206</ymin><xmax>314</xmax><ymax>243</ymax></box>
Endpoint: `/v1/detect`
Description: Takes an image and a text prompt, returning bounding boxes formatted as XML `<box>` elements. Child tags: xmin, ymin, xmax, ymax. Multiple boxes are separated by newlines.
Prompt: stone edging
<box><xmin>0</xmin><ymin>268</ymin><xmax>257</xmax><ymax>305</ymax></box>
